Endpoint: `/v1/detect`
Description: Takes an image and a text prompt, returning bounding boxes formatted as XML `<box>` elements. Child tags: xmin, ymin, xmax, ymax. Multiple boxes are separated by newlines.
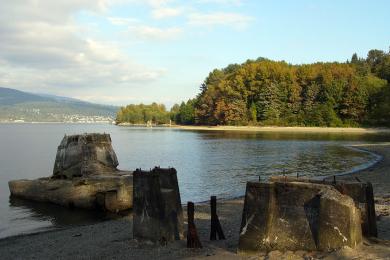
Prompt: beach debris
<box><xmin>238</xmin><ymin>181</ymin><xmax>362</xmax><ymax>254</ymax></box>
<box><xmin>210</xmin><ymin>196</ymin><xmax>225</xmax><ymax>240</ymax></box>
<box><xmin>270</xmin><ymin>176</ymin><xmax>378</xmax><ymax>238</ymax></box>
<box><xmin>133</xmin><ymin>167</ymin><xmax>184</xmax><ymax>244</ymax></box>
<box><xmin>8</xmin><ymin>133</ymin><xmax>133</xmax><ymax>212</ymax></box>
<box><xmin>187</xmin><ymin>201</ymin><xmax>202</xmax><ymax>248</ymax></box>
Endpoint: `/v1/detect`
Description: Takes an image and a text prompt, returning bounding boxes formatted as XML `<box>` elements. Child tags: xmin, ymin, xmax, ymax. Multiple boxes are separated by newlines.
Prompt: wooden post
<box><xmin>187</xmin><ymin>201</ymin><xmax>202</xmax><ymax>248</ymax></box>
<box><xmin>365</xmin><ymin>182</ymin><xmax>378</xmax><ymax>237</ymax></box>
<box><xmin>210</xmin><ymin>196</ymin><xmax>225</xmax><ymax>240</ymax></box>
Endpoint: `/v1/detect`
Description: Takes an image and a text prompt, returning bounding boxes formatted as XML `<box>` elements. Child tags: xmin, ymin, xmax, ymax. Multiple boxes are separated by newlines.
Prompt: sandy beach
<box><xmin>0</xmin><ymin>144</ymin><xmax>390</xmax><ymax>259</ymax></box>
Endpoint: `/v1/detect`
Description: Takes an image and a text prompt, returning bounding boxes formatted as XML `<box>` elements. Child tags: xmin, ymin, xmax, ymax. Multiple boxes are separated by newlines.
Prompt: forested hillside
<box><xmin>117</xmin><ymin>48</ymin><xmax>390</xmax><ymax>127</ymax></box>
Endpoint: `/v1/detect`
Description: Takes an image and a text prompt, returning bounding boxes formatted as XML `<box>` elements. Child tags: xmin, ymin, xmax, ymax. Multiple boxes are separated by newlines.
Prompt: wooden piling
<box><xmin>187</xmin><ymin>201</ymin><xmax>202</xmax><ymax>248</ymax></box>
<box><xmin>210</xmin><ymin>196</ymin><xmax>225</xmax><ymax>240</ymax></box>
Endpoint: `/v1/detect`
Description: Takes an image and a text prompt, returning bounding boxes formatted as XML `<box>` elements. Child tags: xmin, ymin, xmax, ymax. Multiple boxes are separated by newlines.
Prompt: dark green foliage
<box><xmin>170</xmin><ymin>99</ymin><xmax>195</xmax><ymax>125</ymax></box>
<box><xmin>116</xmin><ymin>103</ymin><xmax>170</xmax><ymax>125</ymax></box>
<box><xmin>193</xmin><ymin>48</ymin><xmax>390</xmax><ymax>127</ymax></box>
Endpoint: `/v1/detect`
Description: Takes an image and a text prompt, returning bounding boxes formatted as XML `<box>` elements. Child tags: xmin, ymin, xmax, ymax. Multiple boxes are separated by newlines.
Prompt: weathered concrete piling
<box><xmin>133</xmin><ymin>167</ymin><xmax>184</xmax><ymax>244</ymax></box>
<box><xmin>9</xmin><ymin>133</ymin><xmax>133</xmax><ymax>212</ymax></box>
<box><xmin>238</xmin><ymin>181</ymin><xmax>362</xmax><ymax>254</ymax></box>
<box><xmin>269</xmin><ymin>176</ymin><xmax>378</xmax><ymax>237</ymax></box>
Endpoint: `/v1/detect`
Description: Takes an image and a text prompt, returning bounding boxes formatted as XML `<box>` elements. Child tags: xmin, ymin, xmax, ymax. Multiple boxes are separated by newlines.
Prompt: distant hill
<box><xmin>0</xmin><ymin>87</ymin><xmax>118</xmax><ymax>122</ymax></box>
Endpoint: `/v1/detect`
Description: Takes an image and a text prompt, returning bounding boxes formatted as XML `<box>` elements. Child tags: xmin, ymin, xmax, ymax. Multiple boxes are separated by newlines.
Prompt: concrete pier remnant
<box><xmin>269</xmin><ymin>176</ymin><xmax>377</xmax><ymax>237</ymax></box>
<box><xmin>53</xmin><ymin>133</ymin><xmax>119</xmax><ymax>179</ymax></box>
<box><xmin>133</xmin><ymin>167</ymin><xmax>184</xmax><ymax>244</ymax></box>
<box><xmin>238</xmin><ymin>181</ymin><xmax>362</xmax><ymax>255</ymax></box>
<box><xmin>9</xmin><ymin>133</ymin><xmax>133</xmax><ymax>212</ymax></box>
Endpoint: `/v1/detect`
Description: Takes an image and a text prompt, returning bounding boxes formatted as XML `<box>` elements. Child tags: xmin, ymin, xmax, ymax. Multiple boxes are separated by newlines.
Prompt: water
<box><xmin>0</xmin><ymin>123</ymin><xmax>389</xmax><ymax>238</ymax></box>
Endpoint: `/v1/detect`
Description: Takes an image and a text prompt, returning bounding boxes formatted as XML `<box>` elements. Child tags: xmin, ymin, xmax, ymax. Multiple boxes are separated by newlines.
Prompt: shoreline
<box><xmin>1</xmin><ymin>144</ymin><xmax>389</xmax><ymax>259</ymax></box>
<box><xmin>172</xmin><ymin>125</ymin><xmax>390</xmax><ymax>134</ymax></box>
<box><xmin>314</xmin><ymin>144</ymin><xmax>385</xmax><ymax>181</ymax></box>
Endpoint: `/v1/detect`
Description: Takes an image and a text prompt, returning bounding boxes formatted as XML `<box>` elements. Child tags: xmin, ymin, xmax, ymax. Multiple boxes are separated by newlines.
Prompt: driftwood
<box><xmin>210</xmin><ymin>196</ymin><xmax>225</xmax><ymax>240</ymax></box>
<box><xmin>187</xmin><ymin>201</ymin><xmax>202</xmax><ymax>248</ymax></box>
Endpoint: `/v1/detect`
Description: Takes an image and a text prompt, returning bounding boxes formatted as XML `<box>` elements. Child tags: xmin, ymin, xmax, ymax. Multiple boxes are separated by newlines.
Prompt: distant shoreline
<box><xmin>171</xmin><ymin>125</ymin><xmax>390</xmax><ymax>134</ymax></box>
<box><xmin>0</xmin><ymin>121</ymin><xmax>114</xmax><ymax>124</ymax></box>
<box><xmin>3</xmin><ymin>122</ymin><xmax>390</xmax><ymax>134</ymax></box>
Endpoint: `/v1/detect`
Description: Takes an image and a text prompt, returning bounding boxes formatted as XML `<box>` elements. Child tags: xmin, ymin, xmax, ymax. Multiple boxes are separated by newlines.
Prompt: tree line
<box><xmin>116</xmin><ymin>48</ymin><xmax>390</xmax><ymax>127</ymax></box>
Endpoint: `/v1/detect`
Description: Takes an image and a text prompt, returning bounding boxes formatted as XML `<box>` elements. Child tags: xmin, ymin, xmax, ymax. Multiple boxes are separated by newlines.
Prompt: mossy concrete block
<box><xmin>133</xmin><ymin>167</ymin><xmax>184</xmax><ymax>243</ymax></box>
<box><xmin>238</xmin><ymin>181</ymin><xmax>362</xmax><ymax>255</ymax></box>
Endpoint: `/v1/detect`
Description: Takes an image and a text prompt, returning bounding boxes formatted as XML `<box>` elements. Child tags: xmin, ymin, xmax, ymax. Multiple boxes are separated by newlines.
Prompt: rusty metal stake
<box><xmin>187</xmin><ymin>201</ymin><xmax>202</xmax><ymax>248</ymax></box>
<box><xmin>210</xmin><ymin>196</ymin><xmax>225</xmax><ymax>240</ymax></box>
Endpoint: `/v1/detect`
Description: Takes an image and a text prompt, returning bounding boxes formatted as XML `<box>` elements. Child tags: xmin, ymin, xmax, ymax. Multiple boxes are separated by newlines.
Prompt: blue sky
<box><xmin>0</xmin><ymin>0</ymin><xmax>389</xmax><ymax>107</ymax></box>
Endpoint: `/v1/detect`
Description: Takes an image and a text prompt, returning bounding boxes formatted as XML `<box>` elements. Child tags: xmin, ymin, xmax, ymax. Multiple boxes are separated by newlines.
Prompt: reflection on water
<box><xmin>7</xmin><ymin>197</ymin><xmax>115</xmax><ymax>236</ymax></box>
<box><xmin>0</xmin><ymin>123</ymin><xmax>389</xmax><ymax>238</ymax></box>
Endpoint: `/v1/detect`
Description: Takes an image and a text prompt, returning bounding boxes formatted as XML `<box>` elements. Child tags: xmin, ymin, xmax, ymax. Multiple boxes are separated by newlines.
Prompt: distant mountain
<box><xmin>0</xmin><ymin>87</ymin><xmax>49</xmax><ymax>105</ymax></box>
<box><xmin>0</xmin><ymin>87</ymin><xmax>118</xmax><ymax>122</ymax></box>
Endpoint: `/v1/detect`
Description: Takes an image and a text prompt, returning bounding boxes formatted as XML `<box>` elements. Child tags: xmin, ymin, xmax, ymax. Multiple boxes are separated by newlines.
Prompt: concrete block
<box><xmin>238</xmin><ymin>181</ymin><xmax>362</xmax><ymax>254</ymax></box>
<box><xmin>269</xmin><ymin>176</ymin><xmax>377</xmax><ymax>237</ymax></box>
<box><xmin>133</xmin><ymin>167</ymin><xmax>184</xmax><ymax>244</ymax></box>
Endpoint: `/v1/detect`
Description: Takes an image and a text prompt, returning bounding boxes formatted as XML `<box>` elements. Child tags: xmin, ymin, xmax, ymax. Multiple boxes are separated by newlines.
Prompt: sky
<box><xmin>0</xmin><ymin>0</ymin><xmax>389</xmax><ymax>107</ymax></box>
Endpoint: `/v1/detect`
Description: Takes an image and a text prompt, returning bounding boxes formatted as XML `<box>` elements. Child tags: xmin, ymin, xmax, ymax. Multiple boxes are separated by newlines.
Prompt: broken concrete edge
<box><xmin>238</xmin><ymin>181</ymin><xmax>363</xmax><ymax>254</ymax></box>
<box><xmin>269</xmin><ymin>176</ymin><xmax>378</xmax><ymax>238</ymax></box>
<box><xmin>8</xmin><ymin>171</ymin><xmax>133</xmax><ymax>212</ymax></box>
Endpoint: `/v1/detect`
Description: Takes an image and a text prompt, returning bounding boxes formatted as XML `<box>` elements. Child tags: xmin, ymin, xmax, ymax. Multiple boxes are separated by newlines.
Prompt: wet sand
<box><xmin>0</xmin><ymin>144</ymin><xmax>390</xmax><ymax>259</ymax></box>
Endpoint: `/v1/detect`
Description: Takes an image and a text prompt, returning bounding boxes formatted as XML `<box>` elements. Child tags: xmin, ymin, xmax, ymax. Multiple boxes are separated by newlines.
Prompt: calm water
<box><xmin>1</xmin><ymin>123</ymin><xmax>390</xmax><ymax>238</ymax></box>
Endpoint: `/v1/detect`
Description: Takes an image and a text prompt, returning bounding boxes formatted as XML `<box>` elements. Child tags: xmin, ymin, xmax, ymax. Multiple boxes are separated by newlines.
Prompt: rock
<box><xmin>8</xmin><ymin>133</ymin><xmax>133</xmax><ymax>212</ymax></box>
<box><xmin>238</xmin><ymin>181</ymin><xmax>362</xmax><ymax>255</ymax></box>
<box><xmin>269</xmin><ymin>176</ymin><xmax>378</xmax><ymax>237</ymax></box>
<box><xmin>133</xmin><ymin>167</ymin><xmax>184</xmax><ymax>244</ymax></box>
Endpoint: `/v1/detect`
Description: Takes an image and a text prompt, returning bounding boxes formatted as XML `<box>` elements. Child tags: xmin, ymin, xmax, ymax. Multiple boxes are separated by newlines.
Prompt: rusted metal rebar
<box><xmin>210</xmin><ymin>196</ymin><xmax>225</xmax><ymax>240</ymax></box>
<box><xmin>187</xmin><ymin>201</ymin><xmax>202</xmax><ymax>248</ymax></box>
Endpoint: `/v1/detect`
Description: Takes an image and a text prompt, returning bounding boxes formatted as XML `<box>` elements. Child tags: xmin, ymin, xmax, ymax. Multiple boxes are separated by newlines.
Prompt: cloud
<box><xmin>188</xmin><ymin>12</ymin><xmax>254</xmax><ymax>29</ymax></box>
<box><xmin>146</xmin><ymin>0</ymin><xmax>175</xmax><ymax>8</ymax></box>
<box><xmin>128</xmin><ymin>25</ymin><xmax>182</xmax><ymax>40</ymax></box>
<box><xmin>0</xmin><ymin>0</ymin><xmax>163</xmax><ymax>96</ymax></box>
<box><xmin>108</xmin><ymin>17</ymin><xmax>139</xmax><ymax>26</ymax></box>
<box><xmin>196</xmin><ymin>0</ymin><xmax>243</xmax><ymax>5</ymax></box>
<box><xmin>151</xmin><ymin>7</ymin><xmax>183</xmax><ymax>19</ymax></box>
